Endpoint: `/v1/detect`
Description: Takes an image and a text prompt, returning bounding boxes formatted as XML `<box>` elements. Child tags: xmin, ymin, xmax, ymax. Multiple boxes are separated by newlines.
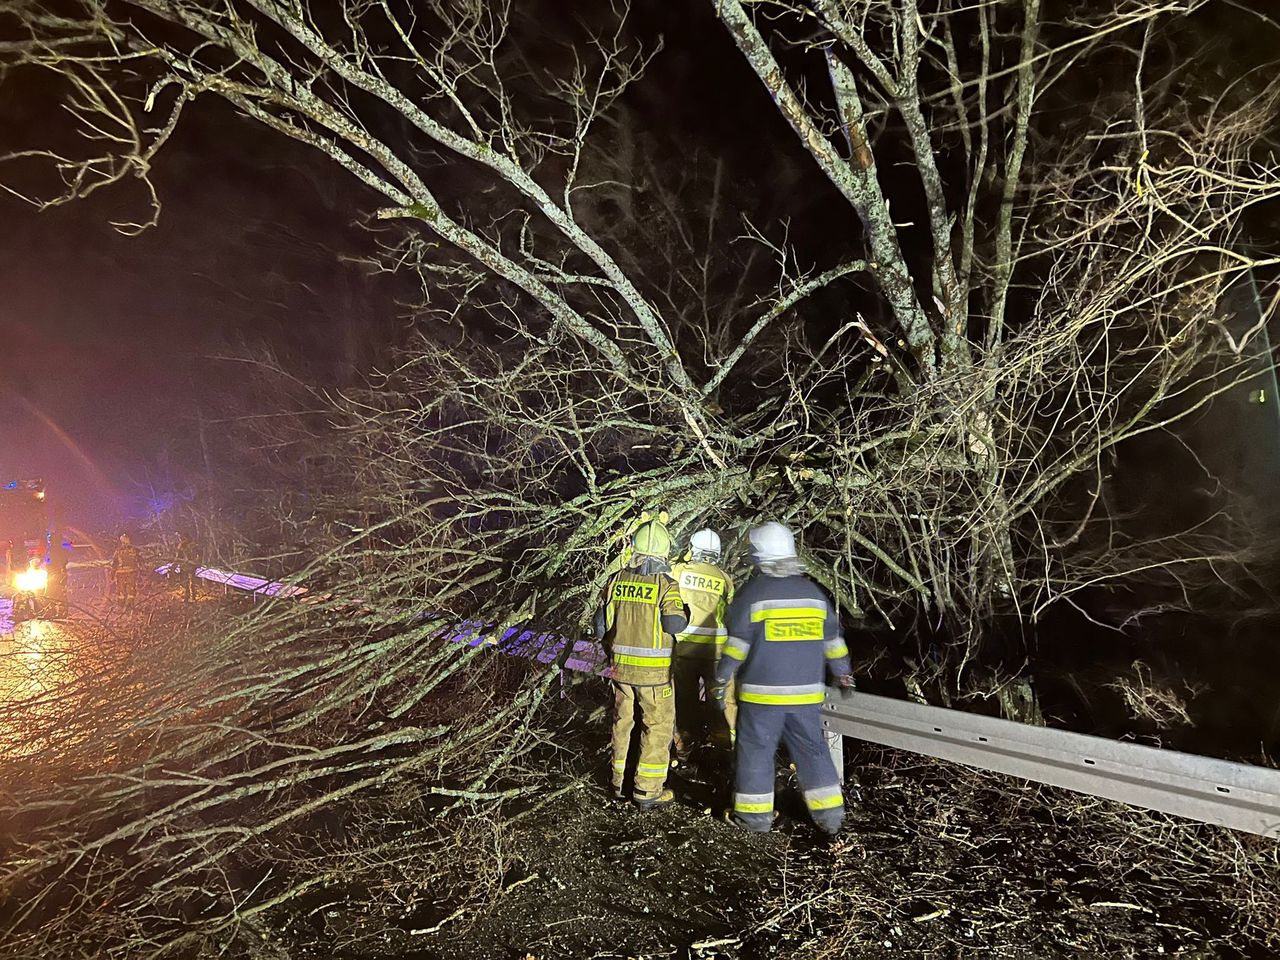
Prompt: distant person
<box><xmin>175</xmin><ymin>533</ymin><xmax>199</xmax><ymax>603</ymax></box>
<box><xmin>46</xmin><ymin>535</ymin><xmax>71</xmax><ymax>618</ymax></box>
<box><xmin>111</xmin><ymin>533</ymin><xmax>140</xmax><ymax>610</ymax></box>
<box><xmin>3</xmin><ymin>539</ymin><xmax>14</xmax><ymax>584</ymax></box>
<box><xmin>594</xmin><ymin>518</ymin><xmax>687</xmax><ymax>810</ymax></box>
<box><xmin>714</xmin><ymin>522</ymin><xmax>853</xmax><ymax>836</ymax></box>
<box><xmin>670</xmin><ymin>528</ymin><xmax>736</xmax><ymax>760</ymax></box>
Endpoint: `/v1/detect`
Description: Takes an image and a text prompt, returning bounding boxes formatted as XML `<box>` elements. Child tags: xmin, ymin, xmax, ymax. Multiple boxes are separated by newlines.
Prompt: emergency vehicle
<box><xmin>1</xmin><ymin>479</ymin><xmax>51</xmax><ymax>598</ymax></box>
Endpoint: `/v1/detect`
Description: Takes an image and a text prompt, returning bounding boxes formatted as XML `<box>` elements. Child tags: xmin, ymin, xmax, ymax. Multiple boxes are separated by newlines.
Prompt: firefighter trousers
<box><xmin>733</xmin><ymin>703</ymin><xmax>844</xmax><ymax>835</ymax></box>
<box><xmin>610</xmin><ymin>681</ymin><xmax>675</xmax><ymax>801</ymax></box>
<box><xmin>672</xmin><ymin>657</ymin><xmax>736</xmax><ymax>751</ymax></box>
<box><xmin>115</xmin><ymin>570</ymin><xmax>137</xmax><ymax>607</ymax></box>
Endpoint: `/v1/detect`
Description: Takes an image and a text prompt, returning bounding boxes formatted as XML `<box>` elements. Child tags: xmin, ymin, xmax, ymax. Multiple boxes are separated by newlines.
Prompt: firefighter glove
<box><xmin>710</xmin><ymin>681</ymin><xmax>728</xmax><ymax>711</ymax></box>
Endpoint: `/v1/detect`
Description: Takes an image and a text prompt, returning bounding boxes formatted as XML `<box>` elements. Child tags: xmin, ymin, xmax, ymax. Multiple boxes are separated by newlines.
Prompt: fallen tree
<box><xmin>1</xmin><ymin>0</ymin><xmax>1279</xmax><ymax>954</ymax></box>
<box><xmin>4</xmin><ymin>0</ymin><xmax>1278</xmax><ymax>692</ymax></box>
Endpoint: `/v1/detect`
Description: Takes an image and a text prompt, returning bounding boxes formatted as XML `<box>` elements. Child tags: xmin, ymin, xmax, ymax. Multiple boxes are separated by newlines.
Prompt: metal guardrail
<box><xmin>821</xmin><ymin>691</ymin><xmax>1280</xmax><ymax>838</ymax></box>
<box><xmin>178</xmin><ymin>562</ymin><xmax>1280</xmax><ymax>838</ymax></box>
<box><xmin>155</xmin><ymin>564</ymin><xmax>309</xmax><ymax>598</ymax></box>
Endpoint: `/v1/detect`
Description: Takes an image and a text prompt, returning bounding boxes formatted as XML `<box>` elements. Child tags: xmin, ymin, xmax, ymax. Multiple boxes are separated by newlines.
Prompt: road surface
<box><xmin>0</xmin><ymin>565</ymin><xmax>198</xmax><ymax>761</ymax></box>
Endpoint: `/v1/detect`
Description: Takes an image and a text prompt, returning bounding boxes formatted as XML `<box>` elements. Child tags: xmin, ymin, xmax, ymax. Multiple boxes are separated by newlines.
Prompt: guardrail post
<box><xmin>824</xmin><ymin>717</ymin><xmax>844</xmax><ymax>775</ymax></box>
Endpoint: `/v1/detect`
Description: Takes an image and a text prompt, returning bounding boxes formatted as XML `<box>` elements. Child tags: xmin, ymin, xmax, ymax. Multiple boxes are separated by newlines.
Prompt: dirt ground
<box><xmin>4</xmin><ymin>580</ymin><xmax>1276</xmax><ymax>960</ymax></box>
<box><xmin>282</xmin><ymin>687</ymin><xmax>1280</xmax><ymax>960</ymax></box>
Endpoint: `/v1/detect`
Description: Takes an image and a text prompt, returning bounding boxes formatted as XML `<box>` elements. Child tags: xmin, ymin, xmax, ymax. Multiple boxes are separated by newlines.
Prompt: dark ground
<box><xmin>2</xmin><ymin>577</ymin><xmax>1277</xmax><ymax>960</ymax></box>
<box><xmin>278</xmin><ymin>680</ymin><xmax>1280</xmax><ymax>960</ymax></box>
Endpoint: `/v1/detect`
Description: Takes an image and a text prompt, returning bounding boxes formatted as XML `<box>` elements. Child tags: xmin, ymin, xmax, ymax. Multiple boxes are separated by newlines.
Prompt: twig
<box><xmin>409</xmin><ymin>903</ymin><xmax>468</xmax><ymax>936</ymax></box>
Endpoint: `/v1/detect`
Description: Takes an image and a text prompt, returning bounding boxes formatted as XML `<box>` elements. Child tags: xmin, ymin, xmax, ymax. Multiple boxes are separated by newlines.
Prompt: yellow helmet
<box><xmin>631</xmin><ymin>519</ymin><xmax>672</xmax><ymax>559</ymax></box>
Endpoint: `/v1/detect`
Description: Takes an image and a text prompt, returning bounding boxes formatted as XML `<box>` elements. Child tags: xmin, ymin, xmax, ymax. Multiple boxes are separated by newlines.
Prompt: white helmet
<box><xmin>689</xmin><ymin>528</ymin><xmax>721</xmax><ymax>558</ymax></box>
<box><xmin>749</xmin><ymin>522</ymin><xmax>797</xmax><ymax>563</ymax></box>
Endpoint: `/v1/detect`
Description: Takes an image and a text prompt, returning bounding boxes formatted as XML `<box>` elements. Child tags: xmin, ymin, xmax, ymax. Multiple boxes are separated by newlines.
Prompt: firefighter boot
<box><xmin>635</xmin><ymin>788</ymin><xmax>675</xmax><ymax>812</ymax></box>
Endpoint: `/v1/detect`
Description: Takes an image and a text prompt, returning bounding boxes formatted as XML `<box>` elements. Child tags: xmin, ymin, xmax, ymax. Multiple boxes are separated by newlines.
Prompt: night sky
<box><xmin>0</xmin><ymin>92</ymin><xmax>387</xmax><ymax>528</ymax></box>
<box><xmin>1</xmin><ymin>0</ymin><xmax>1274</xmax><ymax>536</ymax></box>
<box><xmin>0</xmin><ymin>0</ymin><xmax>785</xmax><ymax>530</ymax></box>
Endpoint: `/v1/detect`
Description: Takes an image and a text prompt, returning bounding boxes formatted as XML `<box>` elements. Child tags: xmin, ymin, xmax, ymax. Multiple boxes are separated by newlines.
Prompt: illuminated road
<box><xmin>0</xmin><ymin>614</ymin><xmax>81</xmax><ymax>716</ymax></box>
<box><xmin>0</xmin><ymin>566</ymin><xmax>166</xmax><ymax>762</ymax></box>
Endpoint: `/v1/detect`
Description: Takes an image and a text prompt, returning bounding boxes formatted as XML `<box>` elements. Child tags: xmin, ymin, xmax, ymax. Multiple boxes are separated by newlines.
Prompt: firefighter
<box><xmin>111</xmin><ymin>533</ymin><xmax>140</xmax><ymax>610</ymax></box>
<box><xmin>46</xmin><ymin>535</ymin><xmax>70</xmax><ymax>618</ymax></box>
<box><xmin>670</xmin><ymin>528</ymin><xmax>736</xmax><ymax>758</ymax></box>
<box><xmin>174</xmin><ymin>533</ymin><xmax>199</xmax><ymax>603</ymax></box>
<box><xmin>713</xmin><ymin>522</ymin><xmax>853</xmax><ymax>836</ymax></box>
<box><xmin>594</xmin><ymin>518</ymin><xmax>688</xmax><ymax>810</ymax></box>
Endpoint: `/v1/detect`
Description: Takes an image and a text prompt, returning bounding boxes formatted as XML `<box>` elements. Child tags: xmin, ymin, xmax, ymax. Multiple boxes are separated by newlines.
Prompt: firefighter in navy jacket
<box><xmin>715</xmin><ymin>522</ymin><xmax>852</xmax><ymax>834</ymax></box>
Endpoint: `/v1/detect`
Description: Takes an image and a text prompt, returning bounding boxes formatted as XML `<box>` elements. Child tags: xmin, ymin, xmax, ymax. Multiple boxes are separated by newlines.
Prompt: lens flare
<box><xmin>14</xmin><ymin>567</ymin><xmax>48</xmax><ymax>593</ymax></box>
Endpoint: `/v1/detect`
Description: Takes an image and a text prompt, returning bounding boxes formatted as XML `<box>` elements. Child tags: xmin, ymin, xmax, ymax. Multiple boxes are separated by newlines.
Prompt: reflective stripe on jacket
<box><xmin>716</xmin><ymin>572</ymin><xmax>850</xmax><ymax>705</ymax></box>
<box><xmin>670</xmin><ymin>560</ymin><xmax>733</xmax><ymax>660</ymax></box>
<box><xmin>602</xmin><ymin>565</ymin><xmax>685</xmax><ymax>686</ymax></box>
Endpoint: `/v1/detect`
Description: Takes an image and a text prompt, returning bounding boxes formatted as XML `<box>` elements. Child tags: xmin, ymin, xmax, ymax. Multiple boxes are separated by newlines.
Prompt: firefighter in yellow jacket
<box><xmin>594</xmin><ymin>518</ymin><xmax>688</xmax><ymax>810</ymax></box>
<box><xmin>671</xmin><ymin>529</ymin><xmax>736</xmax><ymax>757</ymax></box>
<box><xmin>111</xmin><ymin>533</ymin><xmax>140</xmax><ymax>609</ymax></box>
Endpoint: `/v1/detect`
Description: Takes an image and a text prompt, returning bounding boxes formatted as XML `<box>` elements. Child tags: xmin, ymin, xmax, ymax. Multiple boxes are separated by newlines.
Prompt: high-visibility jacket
<box><xmin>599</xmin><ymin>562</ymin><xmax>686</xmax><ymax>686</ymax></box>
<box><xmin>112</xmin><ymin>544</ymin><xmax>139</xmax><ymax>574</ymax></box>
<box><xmin>670</xmin><ymin>560</ymin><xmax>733</xmax><ymax>660</ymax></box>
<box><xmin>716</xmin><ymin>571</ymin><xmax>851</xmax><ymax>706</ymax></box>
